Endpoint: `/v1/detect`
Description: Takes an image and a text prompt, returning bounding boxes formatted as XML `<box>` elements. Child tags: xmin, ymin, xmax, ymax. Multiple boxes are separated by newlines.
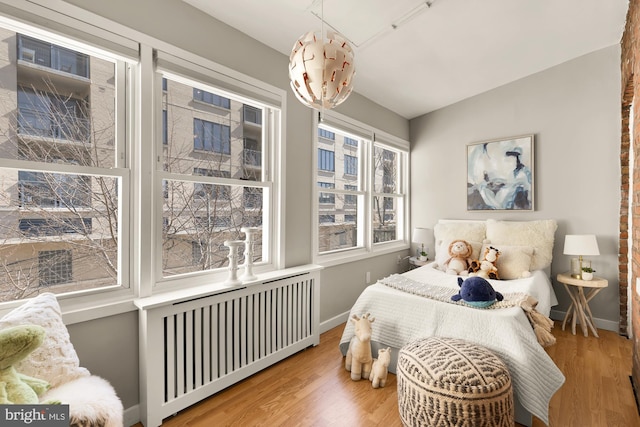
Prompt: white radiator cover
<box><xmin>135</xmin><ymin>265</ymin><xmax>322</xmax><ymax>427</ymax></box>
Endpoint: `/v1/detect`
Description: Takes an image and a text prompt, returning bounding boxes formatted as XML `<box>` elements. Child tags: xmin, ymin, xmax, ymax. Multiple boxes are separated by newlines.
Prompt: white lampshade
<box><xmin>412</xmin><ymin>228</ymin><xmax>431</xmax><ymax>244</ymax></box>
<box><xmin>563</xmin><ymin>234</ymin><xmax>600</xmax><ymax>256</ymax></box>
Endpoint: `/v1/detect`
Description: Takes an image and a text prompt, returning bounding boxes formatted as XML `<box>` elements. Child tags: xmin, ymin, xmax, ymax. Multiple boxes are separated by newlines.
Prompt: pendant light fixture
<box><xmin>288</xmin><ymin>0</ymin><xmax>355</xmax><ymax>110</ymax></box>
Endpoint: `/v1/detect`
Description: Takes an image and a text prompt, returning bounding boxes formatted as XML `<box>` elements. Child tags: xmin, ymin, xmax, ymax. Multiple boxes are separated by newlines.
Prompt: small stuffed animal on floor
<box><xmin>0</xmin><ymin>324</ymin><xmax>50</xmax><ymax>404</ymax></box>
<box><xmin>345</xmin><ymin>313</ymin><xmax>375</xmax><ymax>381</ymax></box>
<box><xmin>451</xmin><ymin>276</ymin><xmax>504</xmax><ymax>308</ymax></box>
<box><xmin>369</xmin><ymin>347</ymin><xmax>391</xmax><ymax>388</ymax></box>
<box><xmin>442</xmin><ymin>240</ymin><xmax>473</xmax><ymax>276</ymax></box>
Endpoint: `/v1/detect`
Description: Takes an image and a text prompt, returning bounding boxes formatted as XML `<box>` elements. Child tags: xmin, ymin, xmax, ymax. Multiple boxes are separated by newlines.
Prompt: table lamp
<box><xmin>412</xmin><ymin>227</ymin><xmax>431</xmax><ymax>259</ymax></box>
<box><xmin>563</xmin><ymin>234</ymin><xmax>600</xmax><ymax>279</ymax></box>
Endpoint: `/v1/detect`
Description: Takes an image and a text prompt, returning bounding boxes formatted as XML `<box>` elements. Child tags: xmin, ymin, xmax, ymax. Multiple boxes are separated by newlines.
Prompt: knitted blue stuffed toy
<box><xmin>451</xmin><ymin>276</ymin><xmax>504</xmax><ymax>308</ymax></box>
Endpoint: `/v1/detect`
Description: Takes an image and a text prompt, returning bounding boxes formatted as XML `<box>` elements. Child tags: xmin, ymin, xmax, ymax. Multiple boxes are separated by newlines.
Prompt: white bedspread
<box><xmin>338</xmin><ymin>263</ymin><xmax>564</xmax><ymax>426</ymax></box>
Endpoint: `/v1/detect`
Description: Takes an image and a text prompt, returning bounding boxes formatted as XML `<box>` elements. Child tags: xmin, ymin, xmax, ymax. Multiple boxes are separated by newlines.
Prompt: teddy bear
<box><xmin>451</xmin><ymin>276</ymin><xmax>504</xmax><ymax>308</ymax></box>
<box><xmin>442</xmin><ymin>239</ymin><xmax>473</xmax><ymax>276</ymax></box>
<box><xmin>469</xmin><ymin>246</ymin><xmax>500</xmax><ymax>280</ymax></box>
<box><xmin>369</xmin><ymin>347</ymin><xmax>391</xmax><ymax>389</ymax></box>
<box><xmin>0</xmin><ymin>324</ymin><xmax>50</xmax><ymax>404</ymax></box>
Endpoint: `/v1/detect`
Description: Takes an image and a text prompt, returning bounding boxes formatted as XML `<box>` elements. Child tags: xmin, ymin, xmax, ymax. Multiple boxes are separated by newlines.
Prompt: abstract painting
<box><xmin>467</xmin><ymin>135</ymin><xmax>534</xmax><ymax>211</ymax></box>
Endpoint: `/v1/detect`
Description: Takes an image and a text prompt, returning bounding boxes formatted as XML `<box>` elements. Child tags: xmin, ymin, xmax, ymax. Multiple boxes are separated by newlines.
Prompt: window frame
<box><xmin>0</xmin><ymin>0</ymin><xmax>286</xmax><ymax>321</ymax></box>
<box><xmin>312</xmin><ymin>111</ymin><xmax>409</xmax><ymax>267</ymax></box>
<box><xmin>153</xmin><ymin>58</ymin><xmax>284</xmax><ymax>292</ymax></box>
<box><xmin>0</xmin><ymin>9</ymin><xmax>134</xmax><ymax>319</ymax></box>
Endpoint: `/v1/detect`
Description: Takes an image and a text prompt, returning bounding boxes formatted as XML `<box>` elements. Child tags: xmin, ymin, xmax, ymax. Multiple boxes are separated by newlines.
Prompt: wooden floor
<box><xmin>135</xmin><ymin>322</ymin><xmax>640</xmax><ymax>427</ymax></box>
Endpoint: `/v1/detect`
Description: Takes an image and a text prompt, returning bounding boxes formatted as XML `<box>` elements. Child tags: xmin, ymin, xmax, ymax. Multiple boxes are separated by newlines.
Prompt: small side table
<box><xmin>409</xmin><ymin>256</ymin><xmax>429</xmax><ymax>269</ymax></box>
<box><xmin>556</xmin><ymin>272</ymin><xmax>608</xmax><ymax>338</ymax></box>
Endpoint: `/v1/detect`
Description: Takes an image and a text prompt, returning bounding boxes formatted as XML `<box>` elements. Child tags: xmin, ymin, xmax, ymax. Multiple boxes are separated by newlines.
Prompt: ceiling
<box><xmin>184</xmin><ymin>0</ymin><xmax>629</xmax><ymax>119</ymax></box>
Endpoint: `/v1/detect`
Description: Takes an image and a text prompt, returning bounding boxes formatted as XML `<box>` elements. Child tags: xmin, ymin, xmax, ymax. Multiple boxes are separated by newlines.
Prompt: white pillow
<box><xmin>0</xmin><ymin>293</ymin><xmax>90</xmax><ymax>388</ymax></box>
<box><xmin>433</xmin><ymin>221</ymin><xmax>486</xmax><ymax>259</ymax></box>
<box><xmin>485</xmin><ymin>219</ymin><xmax>557</xmax><ymax>270</ymax></box>
<box><xmin>436</xmin><ymin>239</ymin><xmax>483</xmax><ymax>270</ymax></box>
<box><xmin>483</xmin><ymin>244</ymin><xmax>534</xmax><ymax>280</ymax></box>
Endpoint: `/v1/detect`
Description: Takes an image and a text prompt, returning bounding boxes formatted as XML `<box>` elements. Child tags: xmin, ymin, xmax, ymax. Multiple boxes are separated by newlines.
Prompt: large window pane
<box><xmin>160</xmin><ymin>75</ymin><xmax>270</xmax><ymax>278</ymax></box>
<box><xmin>162</xmin><ymin>78</ymin><xmax>263</xmax><ymax>182</ymax></box>
<box><xmin>162</xmin><ymin>179</ymin><xmax>263</xmax><ymax>276</ymax></box>
<box><xmin>315</xmin><ymin>117</ymin><xmax>408</xmax><ymax>259</ymax></box>
<box><xmin>0</xmin><ymin>169</ymin><xmax>120</xmax><ymax>300</ymax></box>
<box><xmin>318</xmin><ymin>195</ymin><xmax>358</xmax><ymax>252</ymax></box>
<box><xmin>0</xmin><ymin>26</ymin><xmax>125</xmax><ymax>302</ymax></box>
<box><xmin>372</xmin><ymin>195</ymin><xmax>397</xmax><ymax>243</ymax></box>
<box><xmin>2</xmin><ymin>31</ymin><xmax>117</xmax><ymax>168</ymax></box>
<box><xmin>374</xmin><ymin>146</ymin><xmax>397</xmax><ymax>193</ymax></box>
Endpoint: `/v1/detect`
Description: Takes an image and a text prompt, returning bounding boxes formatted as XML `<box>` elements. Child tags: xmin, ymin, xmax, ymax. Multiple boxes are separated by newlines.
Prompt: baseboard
<box><xmin>549</xmin><ymin>309</ymin><xmax>619</xmax><ymax>332</ymax></box>
<box><xmin>320</xmin><ymin>311</ymin><xmax>349</xmax><ymax>334</ymax></box>
<box><xmin>124</xmin><ymin>404</ymin><xmax>140</xmax><ymax>427</ymax></box>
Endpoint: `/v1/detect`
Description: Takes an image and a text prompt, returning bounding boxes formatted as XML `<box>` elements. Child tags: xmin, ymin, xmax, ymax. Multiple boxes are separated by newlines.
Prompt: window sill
<box><xmin>314</xmin><ymin>241</ymin><xmax>409</xmax><ymax>268</ymax></box>
<box><xmin>0</xmin><ymin>288</ymin><xmax>137</xmax><ymax>325</ymax></box>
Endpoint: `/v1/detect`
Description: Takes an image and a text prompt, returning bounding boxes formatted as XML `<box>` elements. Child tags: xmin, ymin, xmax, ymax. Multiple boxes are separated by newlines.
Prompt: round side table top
<box><xmin>556</xmin><ymin>272</ymin><xmax>608</xmax><ymax>289</ymax></box>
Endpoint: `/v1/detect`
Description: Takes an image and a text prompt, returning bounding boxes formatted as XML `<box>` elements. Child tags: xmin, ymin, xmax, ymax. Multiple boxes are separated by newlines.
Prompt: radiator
<box><xmin>135</xmin><ymin>265</ymin><xmax>321</xmax><ymax>427</ymax></box>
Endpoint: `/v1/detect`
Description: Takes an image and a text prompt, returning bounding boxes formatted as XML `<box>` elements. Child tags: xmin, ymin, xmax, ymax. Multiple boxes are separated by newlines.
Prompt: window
<box><xmin>18</xmin><ymin>34</ymin><xmax>89</xmax><ymax>78</ymax></box>
<box><xmin>318</xmin><ymin>128</ymin><xmax>335</xmax><ymax>141</ymax></box>
<box><xmin>318</xmin><ymin>149</ymin><xmax>335</xmax><ymax>172</ymax></box>
<box><xmin>162</xmin><ymin>110</ymin><xmax>168</xmax><ymax>145</ymax></box>
<box><xmin>344</xmin><ymin>154</ymin><xmax>357</xmax><ymax>176</ymax></box>
<box><xmin>344</xmin><ymin>137</ymin><xmax>358</xmax><ymax>146</ymax></box>
<box><xmin>38</xmin><ymin>249</ymin><xmax>72</xmax><ymax>286</ymax></box>
<box><xmin>243</xmin><ymin>105</ymin><xmax>262</xmax><ymax>125</ymax></box>
<box><xmin>18</xmin><ymin>87</ymin><xmax>89</xmax><ymax>142</ymax></box>
<box><xmin>194</xmin><ymin>118</ymin><xmax>231</xmax><ymax>154</ymax></box>
<box><xmin>318</xmin><ymin>182</ymin><xmax>335</xmax><ymax>204</ymax></box>
<box><xmin>0</xmin><ymin>4</ymin><xmax>285</xmax><ymax>312</ymax></box>
<box><xmin>344</xmin><ymin>185</ymin><xmax>357</xmax><ymax>206</ymax></box>
<box><xmin>314</xmin><ymin>116</ymin><xmax>408</xmax><ymax>262</ymax></box>
<box><xmin>373</xmin><ymin>146</ymin><xmax>403</xmax><ymax>243</ymax></box>
<box><xmin>159</xmin><ymin>72</ymin><xmax>279</xmax><ymax>280</ymax></box>
<box><xmin>0</xmin><ymin>23</ymin><xmax>130</xmax><ymax>303</ymax></box>
<box><xmin>193</xmin><ymin>88</ymin><xmax>230</xmax><ymax>108</ymax></box>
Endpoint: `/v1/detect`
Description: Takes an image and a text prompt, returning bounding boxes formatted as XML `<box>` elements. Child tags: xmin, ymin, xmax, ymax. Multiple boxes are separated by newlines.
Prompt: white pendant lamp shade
<box><xmin>288</xmin><ymin>30</ymin><xmax>355</xmax><ymax>110</ymax></box>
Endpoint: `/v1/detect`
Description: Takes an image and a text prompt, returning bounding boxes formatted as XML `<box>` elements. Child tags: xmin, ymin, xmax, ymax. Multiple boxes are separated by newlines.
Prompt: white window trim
<box><xmin>149</xmin><ymin>51</ymin><xmax>285</xmax><ymax>295</ymax></box>
<box><xmin>312</xmin><ymin>111</ymin><xmax>410</xmax><ymax>267</ymax></box>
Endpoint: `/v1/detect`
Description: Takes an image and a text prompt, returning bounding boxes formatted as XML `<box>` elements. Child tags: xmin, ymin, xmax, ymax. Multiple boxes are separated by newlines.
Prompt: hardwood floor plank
<box><xmin>133</xmin><ymin>321</ymin><xmax>640</xmax><ymax>426</ymax></box>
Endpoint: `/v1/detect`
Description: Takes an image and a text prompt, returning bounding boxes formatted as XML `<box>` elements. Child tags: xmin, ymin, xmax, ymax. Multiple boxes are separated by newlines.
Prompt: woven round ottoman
<box><xmin>397</xmin><ymin>337</ymin><xmax>514</xmax><ymax>427</ymax></box>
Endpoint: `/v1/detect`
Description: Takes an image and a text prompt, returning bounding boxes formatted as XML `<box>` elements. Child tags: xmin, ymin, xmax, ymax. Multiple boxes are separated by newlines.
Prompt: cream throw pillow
<box><xmin>433</xmin><ymin>222</ymin><xmax>486</xmax><ymax>260</ymax></box>
<box><xmin>483</xmin><ymin>244</ymin><xmax>535</xmax><ymax>280</ymax></box>
<box><xmin>0</xmin><ymin>293</ymin><xmax>90</xmax><ymax>388</ymax></box>
<box><xmin>485</xmin><ymin>219</ymin><xmax>557</xmax><ymax>270</ymax></box>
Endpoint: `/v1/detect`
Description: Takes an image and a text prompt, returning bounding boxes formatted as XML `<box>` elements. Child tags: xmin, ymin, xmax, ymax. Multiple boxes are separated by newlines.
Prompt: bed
<box><xmin>338</xmin><ymin>219</ymin><xmax>565</xmax><ymax>427</ymax></box>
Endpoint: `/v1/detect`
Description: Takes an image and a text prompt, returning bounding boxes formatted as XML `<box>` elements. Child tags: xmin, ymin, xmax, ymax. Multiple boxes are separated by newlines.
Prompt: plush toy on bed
<box><xmin>468</xmin><ymin>246</ymin><xmax>500</xmax><ymax>280</ymax></box>
<box><xmin>442</xmin><ymin>239</ymin><xmax>473</xmax><ymax>276</ymax></box>
<box><xmin>452</xmin><ymin>276</ymin><xmax>504</xmax><ymax>308</ymax></box>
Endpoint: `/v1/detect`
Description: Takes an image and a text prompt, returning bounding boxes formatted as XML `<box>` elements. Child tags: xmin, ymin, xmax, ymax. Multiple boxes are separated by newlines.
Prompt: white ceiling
<box><xmin>184</xmin><ymin>0</ymin><xmax>629</xmax><ymax>119</ymax></box>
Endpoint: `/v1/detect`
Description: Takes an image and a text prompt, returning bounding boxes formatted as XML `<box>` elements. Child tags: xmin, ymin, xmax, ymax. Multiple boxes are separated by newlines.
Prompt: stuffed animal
<box><xmin>0</xmin><ymin>324</ymin><xmax>50</xmax><ymax>404</ymax></box>
<box><xmin>442</xmin><ymin>239</ymin><xmax>473</xmax><ymax>276</ymax></box>
<box><xmin>469</xmin><ymin>246</ymin><xmax>500</xmax><ymax>280</ymax></box>
<box><xmin>451</xmin><ymin>276</ymin><xmax>504</xmax><ymax>308</ymax></box>
<box><xmin>369</xmin><ymin>347</ymin><xmax>391</xmax><ymax>389</ymax></box>
<box><xmin>345</xmin><ymin>313</ymin><xmax>375</xmax><ymax>381</ymax></box>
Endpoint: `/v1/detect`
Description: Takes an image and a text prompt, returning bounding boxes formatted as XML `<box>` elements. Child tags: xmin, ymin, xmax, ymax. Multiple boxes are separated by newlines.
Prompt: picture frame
<box><xmin>466</xmin><ymin>134</ymin><xmax>534</xmax><ymax>211</ymax></box>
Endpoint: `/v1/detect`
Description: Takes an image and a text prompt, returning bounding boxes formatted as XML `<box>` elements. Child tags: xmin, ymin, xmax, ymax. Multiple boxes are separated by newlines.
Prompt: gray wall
<box><xmin>58</xmin><ymin>0</ymin><xmax>410</xmax><ymax>415</ymax></box>
<box><xmin>409</xmin><ymin>45</ymin><xmax>622</xmax><ymax>329</ymax></box>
